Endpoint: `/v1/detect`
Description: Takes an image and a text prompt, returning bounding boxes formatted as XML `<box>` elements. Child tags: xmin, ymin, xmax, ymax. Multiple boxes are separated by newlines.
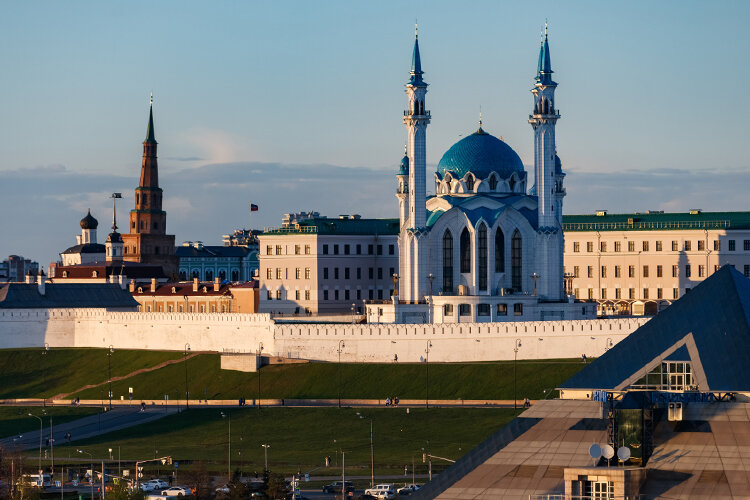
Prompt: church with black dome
<box><xmin>384</xmin><ymin>26</ymin><xmax>594</xmax><ymax>323</ymax></box>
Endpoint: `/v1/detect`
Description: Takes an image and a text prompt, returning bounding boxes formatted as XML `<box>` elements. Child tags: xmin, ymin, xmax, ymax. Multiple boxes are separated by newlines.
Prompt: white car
<box><xmin>397</xmin><ymin>484</ymin><xmax>421</xmax><ymax>495</ymax></box>
<box><xmin>140</xmin><ymin>483</ymin><xmax>156</xmax><ymax>492</ymax></box>
<box><xmin>161</xmin><ymin>486</ymin><xmax>190</xmax><ymax>496</ymax></box>
<box><xmin>364</xmin><ymin>484</ymin><xmax>395</xmax><ymax>499</ymax></box>
<box><xmin>148</xmin><ymin>479</ymin><xmax>169</xmax><ymax>490</ymax></box>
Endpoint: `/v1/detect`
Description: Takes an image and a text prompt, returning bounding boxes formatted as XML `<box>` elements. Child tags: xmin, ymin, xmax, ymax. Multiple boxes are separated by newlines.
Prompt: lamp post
<box><xmin>261</xmin><ymin>444</ymin><xmax>270</xmax><ymax>473</ymax></box>
<box><xmin>425</xmin><ymin>341</ymin><xmax>432</xmax><ymax>409</ymax></box>
<box><xmin>257</xmin><ymin>342</ymin><xmax>263</xmax><ymax>410</ymax></box>
<box><xmin>77</xmin><ymin>449</ymin><xmax>94</xmax><ymax>500</ymax></box>
<box><xmin>220</xmin><ymin>412</ymin><xmax>231</xmax><ymax>481</ymax></box>
<box><xmin>337</xmin><ymin>340</ymin><xmax>345</xmax><ymax>408</ymax></box>
<box><xmin>513</xmin><ymin>339</ymin><xmax>522</xmax><ymax>410</ymax></box>
<box><xmin>107</xmin><ymin>346</ymin><xmax>114</xmax><ymax>410</ymax></box>
<box><xmin>350</xmin><ymin>303</ymin><xmax>356</xmax><ymax>324</ymax></box>
<box><xmin>42</xmin><ymin>343</ymin><xmax>49</xmax><ymax>407</ymax></box>
<box><xmin>427</xmin><ymin>274</ymin><xmax>434</xmax><ymax>323</ymax></box>
<box><xmin>184</xmin><ymin>344</ymin><xmax>190</xmax><ymax>409</ymax></box>
<box><xmin>356</xmin><ymin>413</ymin><xmax>375</xmax><ymax>489</ymax></box>
<box><xmin>28</xmin><ymin>413</ymin><xmax>42</xmax><ymax>474</ymax></box>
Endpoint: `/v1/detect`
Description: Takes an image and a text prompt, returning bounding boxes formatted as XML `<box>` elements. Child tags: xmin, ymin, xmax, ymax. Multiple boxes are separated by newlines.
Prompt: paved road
<box><xmin>0</xmin><ymin>406</ymin><xmax>180</xmax><ymax>451</ymax></box>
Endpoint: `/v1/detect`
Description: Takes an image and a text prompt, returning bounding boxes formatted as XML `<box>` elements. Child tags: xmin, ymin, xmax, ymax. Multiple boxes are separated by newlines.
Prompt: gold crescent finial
<box><xmin>415</xmin><ymin>20</ymin><xmax>418</xmax><ymax>38</ymax></box>
<box><xmin>150</xmin><ymin>92</ymin><xmax>153</xmax><ymax>106</ymax></box>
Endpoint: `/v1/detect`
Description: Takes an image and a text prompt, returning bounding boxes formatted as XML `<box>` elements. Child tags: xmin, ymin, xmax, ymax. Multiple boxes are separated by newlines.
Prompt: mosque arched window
<box><xmin>205</xmin><ymin>270</ymin><xmax>213</xmax><ymax>281</ymax></box>
<box><xmin>508</xmin><ymin>177</ymin><xmax>516</xmax><ymax>192</ymax></box>
<box><xmin>460</xmin><ymin>228</ymin><xmax>471</xmax><ymax>273</ymax></box>
<box><xmin>465</xmin><ymin>174</ymin><xmax>475</xmax><ymax>192</ymax></box>
<box><xmin>488</xmin><ymin>175</ymin><xmax>498</xmax><ymax>191</ymax></box>
<box><xmin>478</xmin><ymin>224</ymin><xmax>488</xmax><ymax>291</ymax></box>
<box><xmin>442</xmin><ymin>230</ymin><xmax>453</xmax><ymax>293</ymax></box>
<box><xmin>495</xmin><ymin>229</ymin><xmax>505</xmax><ymax>273</ymax></box>
<box><xmin>231</xmin><ymin>270</ymin><xmax>239</xmax><ymax>281</ymax></box>
<box><xmin>511</xmin><ymin>230</ymin><xmax>522</xmax><ymax>292</ymax></box>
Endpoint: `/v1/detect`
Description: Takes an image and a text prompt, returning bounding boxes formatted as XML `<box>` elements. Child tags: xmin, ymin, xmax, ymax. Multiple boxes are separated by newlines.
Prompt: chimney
<box><xmin>214</xmin><ymin>276</ymin><xmax>220</xmax><ymax>292</ymax></box>
<box><xmin>150</xmin><ymin>278</ymin><xmax>157</xmax><ymax>293</ymax></box>
<box><xmin>193</xmin><ymin>277</ymin><xmax>199</xmax><ymax>292</ymax></box>
<box><xmin>119</xmin><ymin>274</ymin><xmax>127</xmax><ymax>290</ymax></box>
<box><xmin>25</xmin><ymin>271</ymin><xmax>33</xmax><ymax>284</ymax></box>
<box><xmin>129</xmin><ymin>279</ymin><xmax>136</xmax><ymax>293</ymax></box>
<box><xmin>37</xmin><ymin>269</ymin><xmax>46</xmax><ymax>296</ymax></box>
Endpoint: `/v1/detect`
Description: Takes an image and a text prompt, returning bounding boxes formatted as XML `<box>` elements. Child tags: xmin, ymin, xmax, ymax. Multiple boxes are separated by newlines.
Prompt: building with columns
<box><xmin>381</xmin><ymin>27</ymin><xmax>592</xmax><ymax>323</ymax></box>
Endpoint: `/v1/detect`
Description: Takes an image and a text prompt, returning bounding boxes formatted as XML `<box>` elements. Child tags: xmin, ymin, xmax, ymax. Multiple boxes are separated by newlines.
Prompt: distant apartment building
<box><xmin>258</xmin><ymin>214</ymin><xmax>399</xmax><ymax>315</ymax></box>
<box><xmin>0</xmin><ymin>255</ymin><xmax>39</xmax><ymax>282</ymax></box>
<box><xmin>563</xmin><ymin>210</ymin><xmax>750</xmax><ymax>315</ymax></box>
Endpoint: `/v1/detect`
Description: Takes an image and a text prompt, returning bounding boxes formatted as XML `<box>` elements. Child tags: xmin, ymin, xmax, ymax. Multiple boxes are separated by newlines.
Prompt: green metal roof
<box><xmin>264</xmin><ymin>218</ymin><xmax>400</xmax><ymax>236</ymax></box>
<box><xmin>562</xmin><ymin>211</ymin><xmax>750</xmax><ymax>232</ymax></box>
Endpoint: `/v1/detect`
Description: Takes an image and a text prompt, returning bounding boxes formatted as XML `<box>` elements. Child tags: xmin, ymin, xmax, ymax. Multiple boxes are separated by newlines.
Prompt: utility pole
<box><xmin>370</xmin><ymin>419</ymin><xmax>374</xmax><ymax>489</ymax></box>
<box><xmin>341</xmin><ymin>451</ymin><xmax>346</xmax><ymax>500</ymax></box>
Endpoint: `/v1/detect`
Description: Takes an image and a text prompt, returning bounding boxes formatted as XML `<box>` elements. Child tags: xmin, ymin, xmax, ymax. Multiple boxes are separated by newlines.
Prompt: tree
<box><xmin>264</xmin><ymin>473</ymin><xmax>287</xmax><ymax>500</ymax></box>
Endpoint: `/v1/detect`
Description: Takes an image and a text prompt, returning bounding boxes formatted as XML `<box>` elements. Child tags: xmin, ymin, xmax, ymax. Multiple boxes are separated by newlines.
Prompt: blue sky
<box><xmin>2</xmin><ymin>1</ymin><xmax>749</xmax><ymax>266</ymax></box>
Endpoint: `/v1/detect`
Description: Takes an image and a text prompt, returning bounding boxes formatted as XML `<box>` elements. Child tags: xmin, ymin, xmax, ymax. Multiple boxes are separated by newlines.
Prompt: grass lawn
<box><xmin>52</xmin><ymin>407</ymin><xmax>519</xmax><ymax>476</ymax></box>
<box><xmin>0</xmin><ymin>406</ymin><xmax>99</xmax><ymax>438</ymax></box>
<box><xmin>0</xmin><ymin>348</ymin><xmax>182</xmax><ymax>399</ymax></box>
<box><xmin>72</xmin><ymin>356</ymin><xmax>586</xmax><ymax>401</ymax></box>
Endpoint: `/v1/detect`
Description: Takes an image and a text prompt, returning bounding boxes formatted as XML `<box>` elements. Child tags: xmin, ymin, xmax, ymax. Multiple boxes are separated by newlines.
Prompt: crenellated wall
<box><xmin>0</xmin><ymin>308</ymin><xmax>648</xmax><ymax>362</ymax></box>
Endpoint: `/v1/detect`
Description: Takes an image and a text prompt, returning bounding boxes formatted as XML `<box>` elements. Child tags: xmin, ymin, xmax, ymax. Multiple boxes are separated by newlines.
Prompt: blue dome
<box><xmin>398</xmin><ymin>154</ymin><xmax>409</xmax><ymax>175</ymax></box>
<box><xmin>436</xmin><ymin>128</ymin><xmax>524</xmax><ymax>181</ymax></box>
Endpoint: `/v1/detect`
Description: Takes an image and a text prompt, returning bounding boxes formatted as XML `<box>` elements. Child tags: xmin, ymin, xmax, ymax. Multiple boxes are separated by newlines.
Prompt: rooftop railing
<box><xmin>263</xmin><ymin>225</ymin><xmax>318</xmax><ymax>234</ymax></box>
<box><xmin>563</xmin><ymin>219</ymin><xmax>731</xmax><ymax>232</ymax></box>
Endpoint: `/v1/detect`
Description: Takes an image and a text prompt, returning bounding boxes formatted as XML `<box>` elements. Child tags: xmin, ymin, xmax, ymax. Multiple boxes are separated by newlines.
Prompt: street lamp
<box><xmin>261</xmin><ymin>444</ymin><xmax>270</xmax><ymax>473</ymax></box>
<box><xmin>77</xmin><ymin>449</ymin><xmax>94</xmax><ymax>500</ymax></box>
<box><xmin>42</xmin><ymin>343</ymin><xmax>49</xmax><ymax>407</ymax></box>
<box><xmin>337</xmin><ymin>340</ymin><xmax>345</xmax><ymax>408</ymax></box>
<box><xmin>427</xmin><ymin>274</ymin><xmax>434</xmax><ymax>323</ymax></box>
<box><xmin>220</xmin><ymin>412</ymin><xmax>231</xmax><ymax>481</ymax></box>
<box><xmin>513</xmin><ymin>339</ymin><xmax>522</xmax><ymax>410</ymax></box>
<box><xmin>425</xmin><ymin>341</ymin><xmax>433</xmax><ymax>408</ymax></box>
<box><xmin>107</xmin><ymin>346</ymin><xmax>114</xmax><ymax>410</ymax></box>
<box><xmin>350</xmin><ymin>303</ymin><xmax>356</xmax><ymax>324</ymax></box>
<box><xmin>356</xmin><ymin>412</ymin><xmax>375</xmax><ymax>489</ymax></box>
<box><xmin>28</xmin><ymin>413</ymin><xmax>42</xmax><ymax>474</ymax></box>
<box><xmin>257</xmin><ymin>342</ymin><xmax>264</xmax><ymax>410</ymax></box>
<box><xmin>184</xmin><ymin>344</ymin><xmax>191</xmax><ymax>409</ymax></box>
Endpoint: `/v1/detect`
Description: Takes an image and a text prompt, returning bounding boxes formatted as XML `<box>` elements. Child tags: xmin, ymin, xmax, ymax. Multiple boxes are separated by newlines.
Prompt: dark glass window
<box><xmin>460</xmin><ymin>228</ymin><xmax>471</xmax><ymax>273</ymax></box>
<box><xmin>443</xmin><ymin>230</ymin><xmax>453</xmax><ymax>293</ymax></box>
<box><xmin>495</xmin><ymin>229</ymin><xmax>505</xmax><ymax>272</ymax></box>
<box><xmin>478</xmin><ymin>224</ymin><xmax>488</xmax><ymax>291</ymax></box>
<box><xmin>511</xmin><ymin>230</ymin><xmax>522</xmax><ymax>291</ymax></box>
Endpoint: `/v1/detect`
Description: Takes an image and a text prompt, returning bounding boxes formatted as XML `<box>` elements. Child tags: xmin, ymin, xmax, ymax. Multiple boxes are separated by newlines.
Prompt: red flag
<box><xmin>250</xmin><ymin>204</ymin><xmax>259</xmax><ymax>212</ymax></box>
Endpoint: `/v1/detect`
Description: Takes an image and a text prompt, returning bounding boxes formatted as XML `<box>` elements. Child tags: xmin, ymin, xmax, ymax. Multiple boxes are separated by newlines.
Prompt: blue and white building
<box><xmin>177</xmin><ymin>241</ymin><xmax>258</xmax><ymax>282</ymax></box>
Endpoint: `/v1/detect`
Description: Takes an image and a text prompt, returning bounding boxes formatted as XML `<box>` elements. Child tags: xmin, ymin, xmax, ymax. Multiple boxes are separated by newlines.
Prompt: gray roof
<box><xmin>0</xmin><ymin>283</ymin><xmax>139</xmax><ymax>309</ymax></box>
<box><xmin>560</xmin><ymin>265</ymin><xmax>750</xmax><ymax>392</ymax></box>
<box><xmin>61</xmin><ymin>243</ymin><xmax>106</xmax><ymax>255</ymax></box>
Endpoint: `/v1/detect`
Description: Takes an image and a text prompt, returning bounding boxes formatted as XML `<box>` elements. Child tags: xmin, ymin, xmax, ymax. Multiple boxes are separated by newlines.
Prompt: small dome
<box><xmin>106</xmin><ymin>231</ymin><xmax>122</xmax><ymax>243</ymax></box>
<box><xmin>436</xmin><ymin>128</ymin><xmax>525</xmax><ymax>181</ymax></box>
<box><xmin>398</xmin><ymin>154</ymin><xmax>409</xmax><ymax>175</ymax></box>
<box><xmin>80</xmin><ymin>210</ymin><xmax>99</xmax><ymax>230</ymax></box>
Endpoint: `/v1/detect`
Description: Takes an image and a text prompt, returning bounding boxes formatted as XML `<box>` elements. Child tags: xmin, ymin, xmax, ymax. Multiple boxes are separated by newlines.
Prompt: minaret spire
<box><xmin>145</xmin><ymin>93</ymin><xmax>157</xmax><ymax>145</ymax></box>
<box><xmin>409</xmin><ymin>24</ymin><xmax>425</xmax><ymax>87</ymax></box>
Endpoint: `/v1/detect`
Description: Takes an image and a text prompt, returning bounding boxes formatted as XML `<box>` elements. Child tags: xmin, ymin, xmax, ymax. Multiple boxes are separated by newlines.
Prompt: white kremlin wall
<box><xmin>0</xmin><ymin>308</ymin><xmax>649</xmax><ymax>362</ymax></box>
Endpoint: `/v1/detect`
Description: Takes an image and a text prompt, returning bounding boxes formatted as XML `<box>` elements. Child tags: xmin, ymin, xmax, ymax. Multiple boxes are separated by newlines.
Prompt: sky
<box><xmin>2</xmin><ymin>1</ymin><xmax>749</xmax><ymax>266</ymax></box>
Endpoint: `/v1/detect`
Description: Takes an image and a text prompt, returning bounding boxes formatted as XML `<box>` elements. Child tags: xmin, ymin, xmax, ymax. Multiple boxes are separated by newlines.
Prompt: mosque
<box><xmin>374</xmin><ymin>27</ymin><xmax>595</xmax><ymax>323</ymax></box>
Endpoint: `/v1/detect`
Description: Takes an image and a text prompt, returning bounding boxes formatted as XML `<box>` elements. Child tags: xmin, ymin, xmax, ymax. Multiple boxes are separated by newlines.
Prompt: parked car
<box><xmin>140</xmin><ymin>483</ymin><xmax>156</xmax><ymax>492</ymax></box>
<box><xmin>364</xmin><ymin>484</ymin><xmax>395</xmax><ymax>499</ymax></box>
<box><xmin>397</xmin><ymin>484</ymin><xmax>421</xmax><ymax>495</ymax></box>
<box><xmin>147</xmin><ymin>479</ymin><xmax>169</xmax><ymax>490</ymax></box>
<box><xmin>322</xmin><ymin>481</ymin><xmax>354</xmax><ymax>494</ymax></box>
<box><xmin>161</xmin><ymin>486</ymin><xmax>191</xmax><ymax>496</ymax></box>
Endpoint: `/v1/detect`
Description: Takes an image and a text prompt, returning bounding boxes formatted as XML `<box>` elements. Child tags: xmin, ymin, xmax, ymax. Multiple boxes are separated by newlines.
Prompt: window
<box><xmin>588</xmin><ymin>289</ymin><xmax>594</xmax><ymax>299</ymax></box>
<box><xmin>368</xmin><ymin>290</ymin><xmax>373</xmax><ymax>300</ymax></box>
<box><xmin>643</xmin><ymin>265</ymin><xmax>649</xmax><ymax>278</ymax></box>
<box><xmin>574</xmin><ymin>266</ymin><xmax>580</xmax><ymax>278</ymax></box>
<box><xmin>356</xmin><ymin>290</ymin><xmax>361</xmax><ymax>300</ymax></box>
<box><xmin>443</xmin><ymin>230</ymin><xmax>453</xmax><ymax>292</ymax></box>
<box><xmin>488</xmin><ymin>175</ymin><xmax>498</xmax><ymax>190</ymax></box>
<box><xmin>511</xmin><ymin>230</ymin><xmax>522</xmax><ymax>291</ymax></box>
<box><xmin>294</xmin><ymin>245</ymin><xmax>300</xmax><ymax>255</ymax></box>
<box><xmin>601</xmin><ymin>288</ymin><xmax>607</xmax><ymax>299</ymax></box>
<box><xmin>699</xmin><ymin>265</ymin><xmax>705</xmax><ymax>277</ymax></box>
<box><xmin>334</xmin><ymin>290</ymin><xmax>339</xmax><ymax>300</ymax></box>
<box><xmin>714</xmin><ymin>240</ymin><xmax>720</xmax><ymax>251</ymax></box>
<box><xmin>389</xmin><ymin>267</ymin><xmax>395</xmax><ymax>278</ymax></box>
<box><xmin>377</xmin><ymin>289</ymin><xmax>383</xmax><ymax>300</ymax></box>
<box><xmin>614</xmin><ymin>265</ymin><xmax>621</xmax><ymax>278</ymax></box>
<box><xmin>614</xmin><ymin>241</ymin><xmax>621</xmax><ymax>252</ymax></box>
<box><xmin>377</xmin><ymin>268</ymin><xmax>383</xmax><ymax>280</ymax></box>
<box><xmin>465</xmin><ymin>174</ymin><xmax>475</xmax><ymax>191</ymax></box>
<box><xmin>369</xmin><ymin>268</ymin><xmax>374</xmax><ymax>279</ymax></box>
<box><xmin>344</xmin><ymin>244</ymin><xmax>350</xmax><ymax>255</ymax></box>
<box><xmin>628</xmin><ymin>241</ymin><xmax>635</xmax><ymax>252</ymax></box>
<box><xmin>729</xmin><ymin>240</ymin><xmax>736</xmax><ymax>251</ymax></box>
<box><xmin>377</xmin><ymin>245</ymin><xmax>383</xmax><ymax>255</ymax></box>
<box><xmin>305</xmin><ymin>267</ymin><xmax>311</xmax><ymax>279</ymax></box>
<box><xmin>684</xmin><ymin>241</ymin><xmax>691</xmax><ymax>251</ymax></box>
<box><xmin>641</xmin><ymin>241</ymin><xmax>649</xmax><ymax>251</ymax></box>
<box><xmin>323</xmin><ymin>290</ymin><xmax>329</xmax><ymax>300</ymax></box>
<box><xmin>672</xmin><ymin>240</ymin><xmax>678</xmax><ymax>251</ymax></box>
<box><xmin>305</xmin><ymin>245</ymin><xmax>311</xmax><ymax>255</ymax></box>
<box><xmin>629</xmin><ymin>288</ymin><xmax>635</xmax><ymax>299</ymax></box>
<box><xmin>305</xmin><ymin>290</ymin><xmax>310</xmax><ymax>300</ymax></box>
<box><xmin>643</xmin><ymin>288</ymin><xmax>649</xmax><ymax>299</ymax></box>
<box><xmin>444</xmin><ymin>304</ymin><xmax>454</xmax><ymax>316</ymax></box>
<box><xmin>368</xmin><ymin>244</ymin><xmax>374</xmax><ymax>255</ymax></box>
<box><xmin>573</xmin><ymin>242</ymin><xmax>580</xmax><ymax>253</ymax></box>
<box><xmin>513</xmin><ymin>303</ymin><xmax>523</xmax><ymax>316</ymax></box>
<box><xmin>601</xmin><ymin>266</ymin><xmax>607</xmax><ymax>278</ymax></box>
<box><xmin>615</xmin><ymin>288</ymin><xmax>621</xmax><ymax>299</ymax></box>
<box><xmin>673</xmin><ymin>288</ymin><xmax>679</xmax><ymax>299</ymax></box>
<box><xmin>628</xmin><ymin>265</ymin><xmax>635</xmax><ymax>278</ymax></box>
<box><xmin>356</xmin><ymin>244</ymin><xmax>361</xmax><ymax>255</ymax></box>
<box><xmin>685</xmin><ymin>265</ymin><xmax>691</xmax><ymax>277</ymax></box>
<box><xmin>275</xmin><ymin>268</ymin><xmax>282</xmax><ymax>279</ymax></box>
<box><xmin>266</xmin><ymin>268</ymin><xmax>272</xmax><ymax>280</ymax></box>
<box><xmin>389</xmin><ymin>244</ymin><xmax>395</xmax><ymax>255</ymax></box>
<box><xmin>587</xmin><ymin>242</ymin><xmax>594</xmax><ymax>252</ymax></box>
<box><xmin>323</xmin><ymin>268</ymin><xmax>329</xmax><ymax>279</ymax></box>
<box><xmin>460</xmin><ymin>228</ymin><xmax>471</xmax><ymax>273</ymax></box>
<box><xmin>477</xmin><ymin>304</ymin><xmax>490</xmax><ymax>316</ymax></box>
<box><xmin>600</xmin><ymin>242</ymin><xmax>607</xmax><ymax>252</ymax></box>
<box><xmin>672</xmin><ymin>265</ymin><xmax>678</xmax><ymax>277</ymax></box>
<box><xmin>495</xmin><ymin>229</ymin><xmax>505</xmax><ymax>272</ymax></box>
<box><xmin>276</xmin><ymin>245</ymin><xmax>282</xmax><ymax>255</ymax></box>
<box><xmin>344</xmin><ymin>289</ymin><xmax>350</xmax><ymax>300</ymax></box>
<box><xmin>497</xmin><ymin>304</ymin><xmax>508</xmax><ymax>316</ymax></box>
<box><xmin>323</xmin><ymin>244</ymin><xmax>329</xmax><ymax>255</ymax></box>
<box><xmin>295</xmin><ymin>290</ymin><xmax>300</xmax><ymax>300</ymax></box>
<box><xmin>266</xmin><ymin>245</ymin><xmax>273</xmax><ymax>255</ymax></box>
<box><xmin>356</xmin><ymin>268</ymin><xmax>361</xmax><ymax>280</ymax></box>
<box><xmin>657</xmin><ymin>288</ymin><xmax>663</xmax><ymax>299</ymax></box>
<box><xmin>276</xmin><ymin>289</ymin><xmax>282</xmax><ymax>300</ymax></box>
<box><xmin>656</xmin><ymin>241</ymin><xmax>662</xmax><ymax>251</ymax></box>
<box><xmin>295</xmin><ymin>268</ymin><xmax>301</xmax><ymax>279</ymax></box>
<box><xmin>478</xmin><ymin>224</ymin><xmax>488</xmax><ymax>291</ymax></box>
<box><xmin>344</xmin><ymin>268</ymin><xmax>350</xmax><ymax>279</ymax></box>
<box><xmin>588</xmin><ymin>266</ymin><xmax>594</xmax><ymax>278</ymax></box>
<box><xmin>334</xmin><ymin>268</ymin><xmax>339</xmax><ymax>279</ymax></box>
<box><xmin>745</xmin><ymin>265</ymin><xmax>750</xmax><ymax>277</ymax></box>
<box><xmin>574</xmin><ymin>288</ymin><xmax>580</xmax><ymax>299</ymax></box>
<box><xmin>698</xmin><ymin>240</ymin><xmax>705</xmax><ymax>251</ymax></box>
<box><xmin>657</xmin><ymin>265</ymin><xmax>663</xmax><ymax>278</ymax></box>
<box><xmin>745</xmin><ymin>240</ymin><xmax>750</xmax><ymax>251</ymax></box>
<box><xmin>334</xmin><ymin>244</ymin><xmax>339</xmax><ymax>255</ymax></box>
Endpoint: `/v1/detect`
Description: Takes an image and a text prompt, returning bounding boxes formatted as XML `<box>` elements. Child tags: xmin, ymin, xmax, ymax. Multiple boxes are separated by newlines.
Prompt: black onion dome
<box><xmin>80</xmin><ymin>209</ymin><xmax>99</xmax><ymax>230</ymax></box>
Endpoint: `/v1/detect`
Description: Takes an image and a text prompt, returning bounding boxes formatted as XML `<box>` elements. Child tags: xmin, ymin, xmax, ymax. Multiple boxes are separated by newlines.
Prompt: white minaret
<box><xmin>529</xmin><ymin>25</ymin><xmax>565</xmax><ymax>300</ymax></box>
<box><xmin>404</xmin><ymin>25</ymin><xmax>430</xmax><ymax>229</ymax></box>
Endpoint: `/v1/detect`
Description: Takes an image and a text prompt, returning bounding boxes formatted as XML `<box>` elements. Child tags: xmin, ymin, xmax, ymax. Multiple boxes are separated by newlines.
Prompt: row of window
<box><xmin>571</xmin><ymin>263</ymin><xmax>738</xmax><ymax>279</ymax></box>
<box><xmin>572</xmin><ymin>239</ymin><xmax>750</xmax><ymax>253</ymax></box>
<box><xmin>179</xmin><ymin>270</ymin><xmax>240</xmax><ymax>281</ymax></box>
<box><xmin>267</xmin><ymin>244</ymin><xmax>312</xmax><ymax>255</ymax></box>
<box><xmin>266</xmin><ymin>288</ymin><xmax>392</xmax><ymax>301</ymax></box>
<box><xmin>578</xmin><ymin>287</ymin><xmax>683</xmax><ymax>300</ymax></box>
<box><xmin>265</xmin><ymin>267</ymin><xmax>396</xmax><ymax>281</ymax></box>
<box><xmin>443</xmin><ymin>303</ymin><xmax>523</xmax><ymax>317</ymax></box>
<box><xmin>123</xmin><ymin>245</ymin><xmax>168</xmax><ymax>255</ymax></box>
<box><xmin>139</xmin><ymin>303</ymin><xmax>227</xmax><ymax>313</ymax></box>
<box><xmin>264</xmin><ymin>243</ymin><xmax>397</xmax><ymax>256</ymax></box>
